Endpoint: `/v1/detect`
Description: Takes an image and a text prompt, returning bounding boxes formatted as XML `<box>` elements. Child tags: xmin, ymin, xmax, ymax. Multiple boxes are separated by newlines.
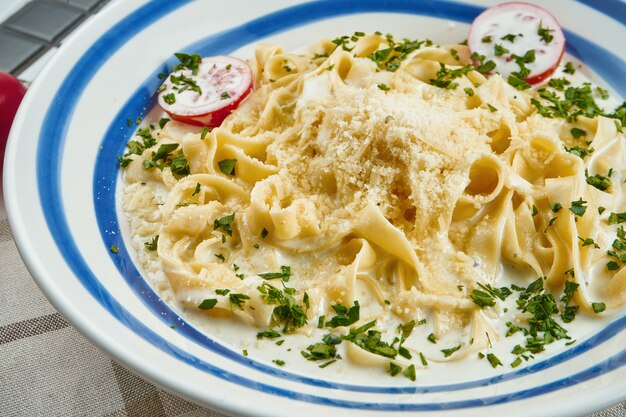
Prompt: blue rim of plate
<box><xmin>36</xmin><ymin>0</ymin><xmax>626</xmax><ymax>410</ymax></box>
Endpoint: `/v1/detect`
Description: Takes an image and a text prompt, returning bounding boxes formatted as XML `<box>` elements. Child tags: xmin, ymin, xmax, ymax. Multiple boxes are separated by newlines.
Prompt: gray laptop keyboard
<box><xmin>0</xmin><ymin>0</ymin><xmax>110</xmax><ymax>79</ymax></box>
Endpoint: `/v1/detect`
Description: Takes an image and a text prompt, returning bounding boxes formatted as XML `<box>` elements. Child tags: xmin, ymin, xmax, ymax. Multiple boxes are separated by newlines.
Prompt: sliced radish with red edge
<box><xmin>468</xmin><ymin>2</ymin><xmax>565</xmax><ymax>85</ymax></box>
<box><xmin>158</xmin><ymin>56</ymin><xmax>252</xmax><ymax>128</ymax></box>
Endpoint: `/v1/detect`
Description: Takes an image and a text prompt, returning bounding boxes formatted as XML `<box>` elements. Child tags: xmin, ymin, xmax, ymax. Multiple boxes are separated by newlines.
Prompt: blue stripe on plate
<box><xmin>37</xmin><ymin>0</ymin><xmax>626</xmax><ymax>410</ymax></box>
<box><xmin>573</xmin><ymin>0</ymin><xmax>626</xmax><ymax>25</ymax></box>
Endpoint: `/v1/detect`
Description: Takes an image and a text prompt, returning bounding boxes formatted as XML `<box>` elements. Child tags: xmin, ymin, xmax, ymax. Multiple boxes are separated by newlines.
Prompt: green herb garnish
<box><xmin>145</xmin><ymin>235</ymin><xmax>159</xmax><ymax>251</ymax></box>
<box><xmin>198</xmin><ymin>299</ymin><xmax>218</xmax><ymax>310</ymax></box>
<box><xmin>218</xmin><ymin>159</ymin><xmax>237</xmax><ymax>176</ymax></box>
<box><xmin>258</xmin><ymin>265</ymin><xmax>292</xmax><ymax>281</ymax></box>
<box><xmin>214</xmin><ymin>213</ymin><xmax>235</xmax><ymax>236</ymax></box>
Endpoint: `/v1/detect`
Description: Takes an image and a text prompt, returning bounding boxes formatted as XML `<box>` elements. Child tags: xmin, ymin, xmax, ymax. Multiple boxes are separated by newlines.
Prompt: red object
<box><xmin>467</xmin><ymin>2</ymin><xmax>565</xmax><ymax>85</ymax></box>
<box><xmin>158</xmin><ymin>56</ymin><xmax>253</xmax><ymax>128</ymax></box>
<box><xmin>0</xmin><ymin>72</ymin><xmax>26</xmax><ymax>177</ymax></box>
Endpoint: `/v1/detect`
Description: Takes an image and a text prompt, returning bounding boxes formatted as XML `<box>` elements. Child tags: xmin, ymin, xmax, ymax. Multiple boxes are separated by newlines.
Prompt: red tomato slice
<box><xmin>468</xmin><ymin>2</ymin><xmax>565</xmax><ymax>85</ymax></box>
<box><xmin>158</xmin><ymin>56</ymin><xmax>253</xmax><ymax>128</ymax></box>
<box><xmin>0</xmin><ymin>72</ymin><xmax>26</xmax><ymax>176</ymax></box>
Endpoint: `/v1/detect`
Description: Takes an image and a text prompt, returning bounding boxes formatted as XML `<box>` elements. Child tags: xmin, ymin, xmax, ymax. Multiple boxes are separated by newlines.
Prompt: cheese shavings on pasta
<box><xmin>122</xmin><ymin>33</ymin><xmax>626</xmax><ymax>370</ymax></box>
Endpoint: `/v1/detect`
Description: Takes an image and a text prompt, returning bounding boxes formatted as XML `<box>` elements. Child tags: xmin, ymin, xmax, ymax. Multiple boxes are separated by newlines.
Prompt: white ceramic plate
<box><xmin>5</xmin><ymin>0</ymin><xmax>626</xmax><ymax>416</ymax></box>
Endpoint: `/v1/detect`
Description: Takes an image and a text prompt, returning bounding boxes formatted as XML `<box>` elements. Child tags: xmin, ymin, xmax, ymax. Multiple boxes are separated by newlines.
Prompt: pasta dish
<box><xmin>120</xmin><ymin>29</ymin><xmax>626</xmax><ymax>375</ymax></box>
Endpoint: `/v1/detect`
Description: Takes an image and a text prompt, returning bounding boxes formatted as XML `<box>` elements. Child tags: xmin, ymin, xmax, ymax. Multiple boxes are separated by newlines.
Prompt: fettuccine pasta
<box><xmin>121</xmin><ymin>33</ymin><xmax>626</xmax><ymax>370</ymax></box>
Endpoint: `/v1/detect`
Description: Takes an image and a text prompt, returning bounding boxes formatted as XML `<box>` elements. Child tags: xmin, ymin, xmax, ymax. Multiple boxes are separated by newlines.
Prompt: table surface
<box><xmin>0</xmin><ymin>1</ymin><xmax>625</xmax><ymax>416</ymax></box>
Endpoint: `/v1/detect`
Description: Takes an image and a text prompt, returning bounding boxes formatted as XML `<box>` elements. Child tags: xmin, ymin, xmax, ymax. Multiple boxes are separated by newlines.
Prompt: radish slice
<box><xmin>158</xmin><ymin>55</ymin><xmax>252</xmax><ymax>127</ymax></box>
<box><xmin>468</xmin><ymin>2</ymin><xmax>565</xmax><ymax>85</ymax></box>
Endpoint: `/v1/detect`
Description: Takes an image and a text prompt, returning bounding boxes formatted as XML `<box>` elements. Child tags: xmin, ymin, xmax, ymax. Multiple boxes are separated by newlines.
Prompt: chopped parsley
<box><xmin>364</xmin><ymin>34</ymin><xmax>425</xmax><ymax>72</ymax></box>
<box><xmin>169</xmin><ymin>73</ymin><xmax>202</xmax><ymax>94</ymax></box>
<box><xmin>429</xmin><ymin>63</ymin><xmax>473</xmax><ymax>89</ymax></box>
<box><xmin>258</xmin><ymin>265</ymin><xmax>292</xmax><ymax>281</ymax></box>
<box><xmin>501</xmin><ymin>33</ymin><xmax>518</xmax><ymax>42</ymax></box>
<box><xmin>377</xmin><ymin>83</ymin><xmax>390</xmax><ymax>91</ymax></box>
<box><xmin>487</xmin><ymin>104</ymin><xmax>498</xmax><ymax>112</ymax></box>
<box><xmin>229</xmin><ymin>293</ymin><xmax>250</xmax><ymax>311</ymax></box>
<box><xmin>144</xmin><ymin>235</ymin><xmax>159</xmax><ymax>251</ymax></box>
<box><xmin>549</xmin><ymin>202</ymin><xmax>562</xmax><ymax>213</ymax></box>
<box><xmin>563</xmin><ymin>62</ymin><xmax>576</xmax><ymax>74</ymax></box>
<box><xmin>510</xmin><ymin>357</ymin><xmax>522</xmax><ymax>368</ymax></box>
<box><xmin>494</xmin><ymin>44</ymin><xmax>509</xmax><ymax>56</ymax></box>
<box><xmin>486</xmin><ymin>353</ymin><xmax>502</xmax><ymax>368</ymax></box>
<box><xmin>570</xmin><ymin>128</ymin><xmax>587</xmax><ymax>138</ymax></box>
<box><xmin>302</xmin><ymin>341</ymin><xmax>338</xmax><ymax>362</ymax></box>
<box><xmin>110</xmin><ymin>245</ymin><xmax>119</xmax><ymax>253</ymax></box>
<box><xmin>441</xmin><ymin>344</ymin><xmax>461</xmax><ymax>358</ymax></box>
<box><xmin>218</xmin><ymin>159</ymin><xmax>237</xmax><ymax>175</ymax></box>
<box><xmin>404</xmin><ymin>364</ymin><xmax>416</xmax><ymax>381</ymax></box>
<box><xmin>560</xmin><ymin>280</ymin><xmax>579</xmax><ymax>323</ymax></box>
<box><xmin>221</xmin><ymin>91</ymin><xmax>230</xmax><ymax>100</ymax></box>
<box><xmin>507</xmin><ymin>74</ymin><xmax>531</xmax><ymax>91</ymax></box>
<box><xmin>578</xmin><ymin>236</ymin><xmax>599</xmax><ymax>249</ymax></box>
<box><xmin>200</xmin><ymin>127</ymin><xmax>209</xmax><ymax>140</ymax></box>
<box><xmin>261</xmin><ymin>228</ymin><xmax>269</xmax><ymax>239</ymax></box>
<box><xmin>607</xmin><ymin>261</ymin><xmax>620</xmax><ymax>271</ymax></box>
<box><xmin>159</xmin><ymin>117</ymin><xmax>170</xmax><ymax>129</ymax></box>
<box><xmin>170</xmin><ymin>151</ymin><xmax>190</xmax><ymax>176</ymax></box>
<box><xmin>388</xmin><ymin>362</ymin><xmax>402</xmax><ymax>376</ymax></box>
<box><xmin>470</xmin><ymin>282</ymin><xmax>512</xmax><ymax>308</ymax></box>
<box><xmin>470</xmin><ymin>52</ymin><xmax>496</xmax><ymax>74</ymax></box>
<box><xmin>198</xmin><ymin>298</ymin><xmax>218</xmax><ymax>310</ymax></box>
<box><xmin>142</xmin><ymin>143</ymin><xmax>189</xmax><ymax>176</ymax></box>
<box><xmin>257</xmin><ymin>329</ymin><xmax>281</xmax><ymax>339</ymax></box>
<box><xmin>586</xmin><ymin>173</ymin><xmax>611</xmax><ymax>191</ymax></box>
<box><xmin>163</xmin><ymin>93</ymin><xmax>176</xmax><ymax>105</ymax></box>
<box><xmin>538</xmin><ymin>21</ymin><xmax>554</xmax><ymax>44</ymax></box>
<box><xmin>173</xmin><ymin>52</ymin><xmax>202</xmax><ymax>74</ymax></box>
<box><xmin>427</xmin><ymin>333</ymin><xmax>437</xmax><ymax>344</ymax></box>
<box><xmin>547</xmin><ymin>77</ymin><xmax>571</xmax><ymax>91</ymax></box>
<box><xmin>592</xmin><ymin>302</ymin><xmax>606</xmax><ymax>313</ymax></box>
<box><xmin>326</xmin><ymin>301</ymin><xmax>360</xmax><ymax>327</ymax></box>
<box><xmin>608</xmin><ymin>211</ymin><xmax>626</xmax><ymax>225</ymax></box>
<box><xmin>214</xmin><ymin>213</ymin><xmax>235</xmax><ymax>236</ymax></box>
<box><xmin>257</xmin><ymin>283</ymin><xmax>308</xmax><ymax>333</ymax></box>
<box><xmin>509</xmin><ymin>277</ymin><xmax>573</xmax><ymax>355</ymax></box>
<box><xmin>565</xmin><ymin>145</ymin><xmax>594</xmax><ymax>159</ymax></box>
<box><xmin>569</xmin><ymin>199</ymin><xmax>587</xmax><ymax>217</ymax></box>
<box><xmin>192</xmin><ymin>183</ymin><xmax>201</xmax><ymax>196</ymax></box>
